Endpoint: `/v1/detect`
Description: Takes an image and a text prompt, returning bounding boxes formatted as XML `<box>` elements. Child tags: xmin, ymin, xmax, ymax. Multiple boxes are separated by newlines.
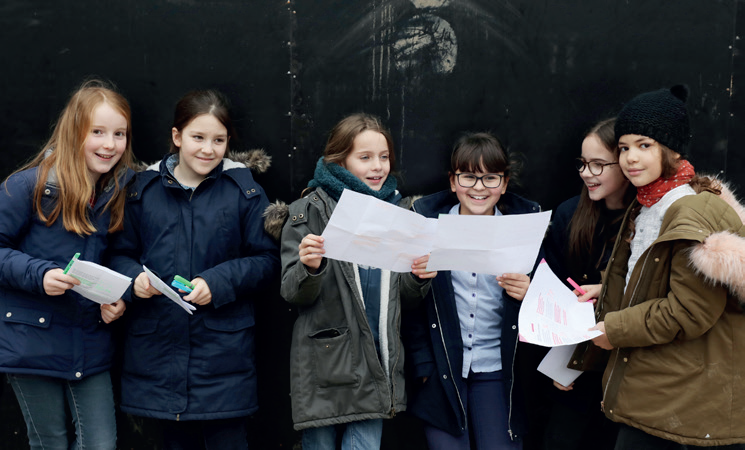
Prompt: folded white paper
<box><xmin>142</xmin><ymin>266</ymin><xmax>196</xmax><ymax>315</ymax></box>
<box><xmin>518</xmin><ymin>261</ymin><xmax>603</xmax><ymax>346</ymax></box>
<box><xmin>67</xmin><ymin>259</ymin><xmax>131</xmax><ymax>305</ymax></box>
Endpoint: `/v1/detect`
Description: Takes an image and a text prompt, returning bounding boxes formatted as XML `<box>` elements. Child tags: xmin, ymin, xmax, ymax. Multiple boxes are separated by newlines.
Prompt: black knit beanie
<box><xmin>615</xmin><ymin>85</ymin><xmax>691</xmax><ymax>152</ymax></box>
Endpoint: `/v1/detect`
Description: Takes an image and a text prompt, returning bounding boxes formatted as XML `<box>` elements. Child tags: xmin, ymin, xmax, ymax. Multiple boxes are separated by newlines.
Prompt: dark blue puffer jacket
<box><xmin>0</xmin><ymin>166</ymin><xmax>133</xmax><ymax>380</ymax></box>
<box><xmin>403</xmin><ymin>189</ymin><xmax>540</xmax><ymax>440</ymax></box>
<box><xmin>109</xmin><ymin>154</ymin><xmax>279</xmax><ymax>421</ymax></box>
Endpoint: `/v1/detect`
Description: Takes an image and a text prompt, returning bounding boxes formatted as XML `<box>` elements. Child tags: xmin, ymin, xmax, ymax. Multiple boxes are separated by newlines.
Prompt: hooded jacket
<box><xmin>109</xmin><ymin>150</ymin><xmax>279</xmax><ymax>421</ymax></box>
<box><xmin>275</xmin><ymin>187</ymin><xmax>430</xmax><ymax>431</ymax></box>
<box><xmin>402</xmin><ymin>189</ymin><xmax>540</xmax><ymax>440</ymax></box>
<box><xmin>0</xmin><ymin>165</ymin><xmax>133</xmax><ymax>380</ymax></box>
<box><xmin>597</xmin><ymin>182</ymin><xmax>745</xmax><ymax>446</ymax></box>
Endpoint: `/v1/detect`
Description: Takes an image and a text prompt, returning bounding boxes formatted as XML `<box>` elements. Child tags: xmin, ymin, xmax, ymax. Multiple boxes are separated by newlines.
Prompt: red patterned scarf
<box><xmin>637</xmin><ymin>160</ymin><xmax>695</xmax><ymax>207</ymax></box>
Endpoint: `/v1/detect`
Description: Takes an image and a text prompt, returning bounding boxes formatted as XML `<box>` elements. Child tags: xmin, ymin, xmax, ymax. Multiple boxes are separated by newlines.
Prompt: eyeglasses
<box><xmin>574</xmin><ymin>159</ymin><xmax>618</xmax><ymax>176</ymax></box>
<box><xmin>455</xmin><ymin>173</ymin><xmax>504</xmax><ymax>189</ymax></box>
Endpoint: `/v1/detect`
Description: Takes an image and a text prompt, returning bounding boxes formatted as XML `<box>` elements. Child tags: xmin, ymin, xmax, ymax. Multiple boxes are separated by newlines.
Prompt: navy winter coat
<box><xmin>403</xmin><ymin>189</ymin><xmax>540</xmax><ymax>440</ymax></box>
<box><xmin>0</xmin><ymin>166</ymin><xmax>133</xmax><ymax>380</ymax></box>
<box><xmin>109</xmin><ymin>155</ymin><xmax>280</xmax><ymax>421</ymax></box>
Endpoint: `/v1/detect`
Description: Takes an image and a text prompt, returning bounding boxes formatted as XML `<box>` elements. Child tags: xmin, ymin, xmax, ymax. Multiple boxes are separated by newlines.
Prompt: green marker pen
<box><xmin>63</xmin><ymin>253</ymin><xmax>80</xmax><ymax>274</ymax></box>
<box><xmin>174</xmin><ymin>275</ymin><xmax>195</xmax><ymax>290</ymax></box>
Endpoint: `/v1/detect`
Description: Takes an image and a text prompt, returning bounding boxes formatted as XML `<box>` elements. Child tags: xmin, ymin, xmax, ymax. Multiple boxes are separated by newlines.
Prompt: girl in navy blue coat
<box><xmin>404</xmin><ymin>132</ymin><xmax>541</xmax><ymax>450</ymax></box>
<box><xmin>0</xmin><ymin>80</ymin><xmax>134</xmax><ymax>450</ymax></box>
<box><xmin>109</xmin><ymin>90</ymin><xmax>279</xmax><ymax>450</ymax></box>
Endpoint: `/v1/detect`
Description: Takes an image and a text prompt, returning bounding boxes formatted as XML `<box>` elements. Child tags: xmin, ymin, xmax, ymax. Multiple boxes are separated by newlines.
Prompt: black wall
<box><xmin>1</xmin><ymin>1</ymin><xmax>744</xmax><ymax>449</ymax></box>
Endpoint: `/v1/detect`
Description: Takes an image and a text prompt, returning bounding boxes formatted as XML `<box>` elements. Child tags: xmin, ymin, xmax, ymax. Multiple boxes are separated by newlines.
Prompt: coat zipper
<box><xmin>432</xmin><ymin>288</ymin><xmax>468</xmax><ymax>432</ymax></box>
<box><xmin>602</xmin><ymin>248</ymin><xmax>653</xmax><ymax>406</ymax></box>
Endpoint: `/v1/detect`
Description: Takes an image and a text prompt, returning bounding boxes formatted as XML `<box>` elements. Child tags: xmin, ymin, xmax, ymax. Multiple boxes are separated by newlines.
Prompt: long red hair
<box><xmin>14</xmin><ymin>80</ymin><xmax>134</xmax><ymax>235</ymax></box>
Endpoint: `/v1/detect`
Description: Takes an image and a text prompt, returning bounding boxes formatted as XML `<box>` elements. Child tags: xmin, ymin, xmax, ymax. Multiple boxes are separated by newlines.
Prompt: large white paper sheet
<box><xmin>537</xmin><ymin>345</ymin><xmax>583</xmax><ymax>387</ymax></box>
<box><xmin>518</xmin><ymin>262</ymin><xmax>603</xmax><ymax>346</ymax></box>
<box><xmin>426</xmin><ymin>212</ymin><xmax>551</xmax><ymax>275</ymax></box>
<box><xmin>319</xmin><ymin>189</ymin><xmax>549</xmax><ymax>274</ymax></box>
<box><xmin>142</xmin><ymin>266</ymin><xmax>197</xmax><ymax>315</ymax></box>
<box><xmin>67</xmin><ymin>259</ymin><xmax>132</xmax><ymax>305</ymax></box>
<box><xmin>320</xmin><ymin>190</ymin><xmax>437</xmax><ymax>272</ymax></box>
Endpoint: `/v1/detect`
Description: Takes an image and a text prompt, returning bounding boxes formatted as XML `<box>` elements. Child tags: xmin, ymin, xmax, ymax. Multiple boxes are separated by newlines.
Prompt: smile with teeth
<box><xmin>470</xmin><ymin>195</ymin><xmax>487</xmax><ymax>200</ymax></box>
<box><xmin>95</xmin><ymin>153</ymin><xmax>114</xmax><ymax>160</ymax></box>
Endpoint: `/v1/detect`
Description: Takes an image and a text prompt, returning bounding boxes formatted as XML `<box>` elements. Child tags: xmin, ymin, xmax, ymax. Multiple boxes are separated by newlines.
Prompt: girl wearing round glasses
<box><xmin>403</xmin><ymin>132</ymin><xmax>541</xmax><ymax>449</ymax></box>
<box><xmin>540</xmin><ymin>118</ymin><xmax>635</xmax><ymax>450</ymax></box>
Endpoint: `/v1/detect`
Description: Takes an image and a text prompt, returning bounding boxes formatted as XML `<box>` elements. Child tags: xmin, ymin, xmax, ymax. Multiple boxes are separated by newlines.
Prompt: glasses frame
<box><xmin>455</xmin><ymin>172</ymin><xmax>504</xmax><ymax>189</ymax></box>
<box><xmin>575</xmin><ymin>158</ymin><xmax>619</xmax><ymax>176</ymax></box>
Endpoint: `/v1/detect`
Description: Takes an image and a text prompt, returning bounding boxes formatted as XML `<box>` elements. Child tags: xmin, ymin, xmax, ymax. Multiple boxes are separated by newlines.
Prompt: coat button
<box><xmin>431</xmin><ymin>324</ymin><xmax>437</xmax><ymax>329</ymax></box>
<box><xmin>251</xmin><ymin>188</ymin><xmax>256</xmax><ymax>193</ymax></box>
<box><xmin>168</xmin><ymin>180</ymin><xmax>174</xmax><ymax>184</ymax></box>
<box><xmin>39</xmin><ymin>317</ymin><xmax>45</xmax><ymax>324</ymax></box>
<box><xmin>44</xmin><ymin>189</ymin><xmax>51</xmax><ymax>195</ymax></box>
<box><xmin>623</xmin><ymin>357</ymin><xmax>628</xmax><ymax>362</ymax></box>
<box><xmin>246</xmin><ymin>190</ymin><xmax>251</xmax><ymax>194</ymax></box>
<box><xmin>75</xmin><ymin>372</ymin><xmax>82</xmax><ymax>378</ymax></box>
<box><xmin>511</xmin><ymin>325</ymin><xmax>516</xmax><ymax>330</ymax></box>
<box><xmin>292</xmin><ymin>215</ymin><xmax>297</xmax><ymax>221</ymax></box>
<box><xmin>313</xmin><ymin>196</ymin><xmax>318</xmax><ymax>201</ymax></box>
<box><xmin>299</xmin><ymin>213</ymin><xmax>304</xmax><ymax>219</ymax></box>
<box><xmin>5</xmin><ymin>312</ymin><xmax>11</xmax><ymax>318</ymax></box>
<box><xmin>572</xmin><ymin>360</ymin><xmax>578</xmax><ymax>365</ymax></box>
<box><xmin>654</xmin><ymin>258</ymin><xmax>659</xmax><ymax>263</ymax></box>
<box><xmin>442</xmin><ymin>374</ymin><xmax>448</xmax><ymax>380</ymax></box>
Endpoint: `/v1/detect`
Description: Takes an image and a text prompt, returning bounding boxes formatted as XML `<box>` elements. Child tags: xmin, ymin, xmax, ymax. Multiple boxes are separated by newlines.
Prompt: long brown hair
<box><xmin>11</xmin><ymin>79</ymin><xmax>134</xmax><ymax>236</ymax></box>
<box><xmin>567</xmin><ymin>119</ymin><xmax>635</xmax><ymax>269</ymax></box>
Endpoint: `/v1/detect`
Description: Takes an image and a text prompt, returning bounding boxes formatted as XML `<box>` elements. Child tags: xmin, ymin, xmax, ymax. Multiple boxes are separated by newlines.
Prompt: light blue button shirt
<box><xmin>448</xmin><ymin>204</ymin><xmax>504</xmax><ymax>377</ymax></box>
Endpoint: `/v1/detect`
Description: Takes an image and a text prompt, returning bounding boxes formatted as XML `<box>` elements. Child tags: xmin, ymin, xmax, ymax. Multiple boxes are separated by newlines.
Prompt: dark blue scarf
<box><xmin>307</xmin><ymin>157</ymin><xmax>399</xmax><ymax>203</ymax></box>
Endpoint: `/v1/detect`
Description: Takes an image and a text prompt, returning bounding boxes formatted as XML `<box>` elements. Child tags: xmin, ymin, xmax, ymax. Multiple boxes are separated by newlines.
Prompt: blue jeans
<box><xmin>424</xmin><ymin>371</ymin><xmax>522</xmax><ymax>450</ymax></box>
<box><xmin>302</xmin><ymin>419</ymin><xmax>383</xmax><ymax>450</ymax></box>
<box><xmin>8</xmin><ymin>371</ymin><xmax>117</xmax><ymax>450</ymax></box>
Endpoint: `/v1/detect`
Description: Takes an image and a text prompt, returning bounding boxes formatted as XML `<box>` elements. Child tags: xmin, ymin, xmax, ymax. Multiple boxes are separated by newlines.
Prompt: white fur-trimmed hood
<box><xmin>688</xmin><ymin>180</ymin><xmax>745</xmax><ymax>306</ymax></box>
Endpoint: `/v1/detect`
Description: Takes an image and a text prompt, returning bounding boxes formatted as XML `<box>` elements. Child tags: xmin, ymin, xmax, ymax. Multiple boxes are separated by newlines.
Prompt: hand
<box><xmin>497</xmin><ymin>273</ymin><xmax>530</xmax><ymax>300</ymax></box>
<box><xmin>299</xmin><ymin>234</ymin><xmax>325</xmax><ymax>274</ymax></box>
<box><xmin>577</xmin><ymin>284</ymin><xmax>601</xmax><ymax>304</ymax></box>
<box><xmin>133</xmin><ymin>272</ymin><xmax>162</xmax><ymax>299</ymax></box>
<box><xmin>43</xmin><ymin>268</ymin><xmax>80</xmax><ymax>296</ymax></box>
<box><xmin>553</xmin><ymin>380</ymin><xmax>574</xmax><ymax>391</ymax></box>
<box><xmin>100</xmin><ymin>299</ymin><xmax>126</xmax><ymax>324</ymax></box>
<box><xmin>183</xmin><ymin>277</ymin><xmax>212</xmax><ymax>305</ymax></box>
<box><xmin>590</xmin><ymin>322</ymin><xmax>613</xmax><ymax>350</ymax></box>
<box><xmin>411</xmin><ymin>254</ymin><xmax>437</xmax><ymax>279</ymax></box>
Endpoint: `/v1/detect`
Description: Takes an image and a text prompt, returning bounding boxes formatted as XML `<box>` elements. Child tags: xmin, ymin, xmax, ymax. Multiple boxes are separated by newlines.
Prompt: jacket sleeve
<box><xmin>0</xmin><ymin>174</ymin><xmax>57</xmax><ymax>295</ymax></box>
<box><xmin>604</xmin><ymin>240</ymin><xmax>729</xmax><ymax>348</ymax></box>
<box><xmin>107</xmin><ymin>191</ymin><xmax>148</xmax><ymax>302</ymax></box>
<box><xmin>279</xmin><ymin>199</ymin><xmax>329</xmax><ymax>306</ymax></box>
<box><xmin>197</xmin><ymin>189</ymin><xmax>280</xmax><ymax>309</ymax></box>
<box><xmin>399</xmin><ymin>272</ymin><xmax>432</xmax><ymax>309</ymax></box>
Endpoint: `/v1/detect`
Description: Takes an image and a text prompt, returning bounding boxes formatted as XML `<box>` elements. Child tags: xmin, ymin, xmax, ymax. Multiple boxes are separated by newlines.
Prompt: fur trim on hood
<box><xmin>134</xmin><ymin>149</ymin><xmax>272</xmax><ymax>173</ymax></box>
<box><xmin>688</xmin><ymin>180</ymin><xmax>745</xmax><ymax>306</ymax></box>
<box><xmin>264</xmin><ymin>200</ymin><xmax>288</xmax><ymax>241</ymax></box>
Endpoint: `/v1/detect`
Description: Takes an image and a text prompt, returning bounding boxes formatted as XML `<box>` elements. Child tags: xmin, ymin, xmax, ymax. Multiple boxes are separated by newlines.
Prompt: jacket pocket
<box><xmin>3</xmin><ymin>307</ymin><xmax>53</xmax><ymax>329</ymax></box>
<box><xmin>201</xmin><ymin>314</ymin><xmax>256</xmax><ymax>375</ymax></box>
<box><xmin>124</xmin><ymin>317</ymin><xmax>162</xmax><ymax>379</ymax></box>
<box><xmin>309</xmin><ymin>327</ymin><xmax>359</xmax><ymax>388</ymax></box>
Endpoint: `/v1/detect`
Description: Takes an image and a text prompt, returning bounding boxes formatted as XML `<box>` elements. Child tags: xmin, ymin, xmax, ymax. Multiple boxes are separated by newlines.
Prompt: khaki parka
<box><xmin>277</xmin><ymin>188</ymin><xmax>431</xmax><ymax>431</ymax></box>
<box><xmin>597</xmin><ymin>185</ymin><xmax>745</xmax><ymax>447</ymax></box>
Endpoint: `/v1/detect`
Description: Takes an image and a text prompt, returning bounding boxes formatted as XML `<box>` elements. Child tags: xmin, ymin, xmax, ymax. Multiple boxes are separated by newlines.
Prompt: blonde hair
<box><xmin>14</xmin><ymin>79</ymin><xmax>134</xmax><ymax>235</ymax></box>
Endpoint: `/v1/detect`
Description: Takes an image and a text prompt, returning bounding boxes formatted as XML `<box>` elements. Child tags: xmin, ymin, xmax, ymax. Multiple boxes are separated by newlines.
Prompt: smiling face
<box><xmin>449</xmin><ymin>166</ymin><xmax>508</xmax><ymax>216</ymax></box>
<box><xmin>579</xmin><ymin>134</ymin><xmax>630</xmax><ymax>210</ymax></box>
<box><xmin>83</xmin><ymin>102</ymin><xmax>128</xmax><ymax>182</ymax></box>
<box><xmin>172</xmin><ymin>113</ymin><xmax>229</xmax><ymax>187</ymax></box>
<box><xmin>618</xmin><ymin>134</ymin><xmax>665</xmax><ymax>188</ymax></box>
<box><xmin>341</xmin><ymin>130</ymin><xmax>390</xmax><ymax>191</ymax></box>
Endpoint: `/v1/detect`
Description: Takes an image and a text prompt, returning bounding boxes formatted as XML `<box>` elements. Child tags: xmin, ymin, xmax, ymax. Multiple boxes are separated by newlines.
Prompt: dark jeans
<box><xmin>424</xmin><ymin>371</ymin><xmax>522</xmax><ymax>450</ymax></box>
<box><xmin>160</xmin><ymin>417</ymin><xmax>249</xmax><ymax>450</ymax></box>
<box><xmin>615</xmin><ymin>424</ymin><xmax>745</xmax><ymax>450</ymax></box>
<box><xmin>8</xmin><ymin>371</ymin><xmax>117</xmax><ymax>450</ymax></box>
